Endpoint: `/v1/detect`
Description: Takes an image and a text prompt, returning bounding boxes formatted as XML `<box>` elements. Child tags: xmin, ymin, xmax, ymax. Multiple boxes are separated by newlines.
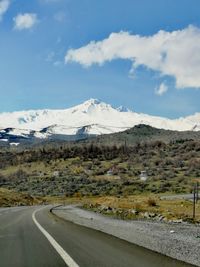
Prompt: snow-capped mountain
<box><xmin>0</xmin><ymin>98</ymin><xmax>199</xmax><ymax>144</ymax></box>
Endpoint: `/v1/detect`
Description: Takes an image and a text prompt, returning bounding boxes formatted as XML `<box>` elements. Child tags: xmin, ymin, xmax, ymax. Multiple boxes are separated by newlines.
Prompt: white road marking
<box><xmin>32</xmin><ymin>207</ymin><xmax>79</xmax><ymax>267</ymax></box>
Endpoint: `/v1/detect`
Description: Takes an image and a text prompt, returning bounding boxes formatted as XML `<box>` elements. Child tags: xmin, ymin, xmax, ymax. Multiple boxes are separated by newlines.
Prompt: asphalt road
<box><xmin>0</xmin><ymin>206</ymin><xmax>195</xmax><ymax>267</ymax></box>
<box><xmin>160</xmin><ymin>194</ymin><xmax>194</xmax><ymax>200</ymax></box>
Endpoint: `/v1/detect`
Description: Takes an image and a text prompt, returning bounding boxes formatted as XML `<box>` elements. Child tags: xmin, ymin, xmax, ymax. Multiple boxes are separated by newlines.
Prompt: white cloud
<box><xmin>0</xmin><ymin>0</ymin><xmax>10</xmax><ymax>21</ymax></box>
<box><xmin>155</xmin><ymin>82</ymin><xmax>168</xmax><ymax>96</ymax></box>
<box><xmin>13</xmin><ymin>13</ymin><xmax>38</xmax><ymax>30</ymax></box>
<box><xmin>65</xmin><ymin>26</ymin><xmax>200</xmax><ymax>89</ymax></box>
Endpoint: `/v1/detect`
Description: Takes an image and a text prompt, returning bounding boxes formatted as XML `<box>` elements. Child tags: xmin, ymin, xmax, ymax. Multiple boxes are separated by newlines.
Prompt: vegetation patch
<box><xmin>81</xmin><ymin>195</ymin><xmax>200</xmax><ymax>223</ymax></box>
<box><xmin>0</xmin><ymin>188</ymin><xmax>41</xmax><ymax>207</ymax></box>
<box><xmin>0</xmin><ymin>139</ymin><xmax>199</xmax><ymax>197</ymax></box>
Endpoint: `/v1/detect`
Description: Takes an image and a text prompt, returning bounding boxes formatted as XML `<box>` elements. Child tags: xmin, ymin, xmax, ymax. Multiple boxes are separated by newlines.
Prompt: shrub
<box><xmin>147</xmin><ymin>198</ymin><xmax>157</xmax><ymax>207</ymax></box>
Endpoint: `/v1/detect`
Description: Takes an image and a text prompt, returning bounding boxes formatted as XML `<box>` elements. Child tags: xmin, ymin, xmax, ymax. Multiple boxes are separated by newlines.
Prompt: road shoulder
<box><xmin>52</xmin><ymin>205</ymin><xmax>199</xmax><ymax>267</ymax></box>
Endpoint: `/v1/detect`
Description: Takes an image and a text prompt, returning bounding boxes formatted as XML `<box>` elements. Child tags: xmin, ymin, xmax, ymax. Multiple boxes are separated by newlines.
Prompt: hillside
<box><xmin>0</xmin><ymin>188</ymin><xmax>40</xmax><ymax>207</ymax></box>
<box><xmin>91</xmin><ymin>124</ymin><xmax>200</xmax><ymax>145</ymax></box>
<box><xmin>0</xmin><ymin>123</ymin><xmax>199</xmax><ymax>208</ymax></box>
<box><xmin>0</xmin><ymin>136</ymin><xmax>200</xmax><ymax>198</ymax></box>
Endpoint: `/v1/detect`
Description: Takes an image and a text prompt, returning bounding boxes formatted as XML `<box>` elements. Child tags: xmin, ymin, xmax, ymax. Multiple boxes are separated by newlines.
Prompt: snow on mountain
<box><xmin>117</xmin><ymin>106</ymin><xmax>131</xmax><ymax>112</ymax></box>
<box><xmin>0</xmin><ymin>128</ymin><xmax>47</xmax><ymax>141</ymax></box>
<box><xmin>41</xmin><ymin>124</ymin><xmax>127</xmax><ymax>136</ymax></box>
<box><xmin>0</xmin><ymin>98</ymin><xmax>199</xmax><ymax>142</ymax></box>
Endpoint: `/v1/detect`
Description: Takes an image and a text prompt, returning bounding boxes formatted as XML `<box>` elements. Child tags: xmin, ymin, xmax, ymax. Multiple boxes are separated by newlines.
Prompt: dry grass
<box><xmin>147</xmin><ymin>198</ymin><xmax>157</xmax><ymax>207</ymax></box>
<box><xmin>36</xmin><ymin>193</ymin><xmax>200</xmax><ymax>221</ymax></box>
<box><xmin>0</xmin><ymin>188</ymin><xmax>41</xmax><ymax>207</ymax></box>
<box><xmin>52</xmin><ymin>194</ymin><xmax>200</xmax><ymax>221</ymax></box>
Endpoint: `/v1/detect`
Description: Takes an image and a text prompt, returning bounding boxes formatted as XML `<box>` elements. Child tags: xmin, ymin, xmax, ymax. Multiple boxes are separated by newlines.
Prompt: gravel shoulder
<box><xmin>52</xmin><ymin>205</ymin><xmax>200</xmax><ymax>267</ymax></box>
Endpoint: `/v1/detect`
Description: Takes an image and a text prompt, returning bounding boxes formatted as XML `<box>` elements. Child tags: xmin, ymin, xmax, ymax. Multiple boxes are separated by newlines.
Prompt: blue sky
<box><xmin>0</xmin><ymin>0</ymin><xmax>200</xmax><ymax>118</ymax></box>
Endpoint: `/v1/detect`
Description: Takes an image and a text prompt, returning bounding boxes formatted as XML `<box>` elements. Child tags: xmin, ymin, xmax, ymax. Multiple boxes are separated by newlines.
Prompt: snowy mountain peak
<box><xmin>0</xmin><ymin>99</ymin><xmax>199</xmax><ymax>144</ymax></box>
<box><xmin>83</xmin><ymin>98</ymin><xmax>101</xmax><ymax>105</ymax></box>
<box><xmin>70</xmin><ymin>98</ymin><xmax>115</xmax><ymax>114</ymax></box>
<box><xmin>78</xmin><ymin>98</ymin><xmax>102</xmax><ymax>111</ymax></box>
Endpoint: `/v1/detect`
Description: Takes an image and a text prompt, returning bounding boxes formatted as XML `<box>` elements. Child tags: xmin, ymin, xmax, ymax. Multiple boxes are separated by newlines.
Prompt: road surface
<box><xmin>160</xmin><ymin>194</ymin><xmax>194</xmax><ymax>200</ymax></box>
<box><xmin>0</xmin><ymin>206</ymin><xmax>195</xmax><ymax>267</ymax></box>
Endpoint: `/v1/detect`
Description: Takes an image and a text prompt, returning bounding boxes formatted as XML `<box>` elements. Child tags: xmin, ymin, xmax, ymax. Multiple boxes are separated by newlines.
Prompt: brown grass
<box><xmin>0</xmin><ymin>188</ymin><xmax>41</xmax><ymax>207</ymax></box>
<box><xmin>48</xmin><ymin>194</ymin><xmax>200</xmax><ymax>221</ymax></box>
<box><xmin>147</xmin><ymin>198</ymin><xmax>157</xmax><ymax>207</ymax></box>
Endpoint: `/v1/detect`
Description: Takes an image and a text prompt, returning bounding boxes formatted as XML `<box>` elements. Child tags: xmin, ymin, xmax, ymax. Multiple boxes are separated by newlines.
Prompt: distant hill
<box><xmin>0</xmin><ymin>124</ymin><xmax>200</xmax><ymax>149</ymax></box>
<box><xmin>88</xmin><ymin>124</ymin><xmax>200</xmax><ymax>145</ymax></box>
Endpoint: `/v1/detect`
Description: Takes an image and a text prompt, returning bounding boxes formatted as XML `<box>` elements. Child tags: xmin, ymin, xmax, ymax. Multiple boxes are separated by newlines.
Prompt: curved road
<box><xmin>0</xmin><ymin>206</ymin><xmax>194</xmax><ymax>267</ymax></box>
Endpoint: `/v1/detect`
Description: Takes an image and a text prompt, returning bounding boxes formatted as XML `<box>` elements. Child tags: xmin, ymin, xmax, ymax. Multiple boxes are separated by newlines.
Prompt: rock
<box><xmin>156</xmin><ymin>214</ymin><xmax>165</xmax><ymax>221</ymax></box>
<box><xmin>130</xmin><ymin>209</ymin><xmax>139</xmax><ymax>215</ymax></box>
<box><xmin>149</xmin><ymin>212</ymin><xmax>156</xmax><ymax>218</ymax></box>
<box><xmin>172</xmin><ymin>219</ymin><xmax>183</xmax><ymax>223</ymax></box>
<box><xmin>143</xmin><ymin>212</ymin><xmax>156</xmax><ymax>219</ymax></box>
<box><xmin>143</xmin><ymin>212</ymin><xmax>150</xmax><ymax>218</ymax></box>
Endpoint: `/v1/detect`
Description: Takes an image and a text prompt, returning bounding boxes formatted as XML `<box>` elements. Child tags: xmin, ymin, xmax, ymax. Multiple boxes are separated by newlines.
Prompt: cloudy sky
<box><xmin>0</xmin><ymin>0</ymin><xmax>200</xmax><ymax>118</ymax></box>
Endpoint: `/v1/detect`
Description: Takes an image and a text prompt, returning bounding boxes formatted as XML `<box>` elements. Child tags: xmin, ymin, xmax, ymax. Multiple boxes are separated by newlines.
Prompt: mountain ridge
<box><xmin>0</xmin><ymin>98</ymin><xmax>200</xmax><ymax>144</ymax></box>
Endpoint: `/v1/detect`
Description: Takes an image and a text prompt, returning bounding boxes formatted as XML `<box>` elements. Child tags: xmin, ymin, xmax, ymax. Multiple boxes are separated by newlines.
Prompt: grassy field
<box><xmin>81</xmin><ymin>195</ymin><xmax>200</xmax><ymax>221</ymax></box>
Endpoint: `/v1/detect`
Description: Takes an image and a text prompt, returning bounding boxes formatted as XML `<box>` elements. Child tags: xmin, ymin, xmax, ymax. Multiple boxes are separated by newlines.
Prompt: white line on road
<box><xmin>32</xmin><ymin>207</ymin><xmax>79</xmax><ymax>267</ymax></box>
